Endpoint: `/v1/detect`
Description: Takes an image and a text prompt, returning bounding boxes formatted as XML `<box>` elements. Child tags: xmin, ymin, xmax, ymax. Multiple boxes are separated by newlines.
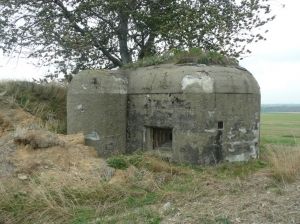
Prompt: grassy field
<box><xmin>261</xmin><ymin>113</ymin><xmax>300</xmax><ymax>145</ymax></box>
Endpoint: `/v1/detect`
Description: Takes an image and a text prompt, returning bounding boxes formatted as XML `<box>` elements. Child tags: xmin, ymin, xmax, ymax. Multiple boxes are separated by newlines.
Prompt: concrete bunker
<box><xmin>67</xmin><ymin>63</ymin><xmax>260</xmax><ymax>165</ymax></box>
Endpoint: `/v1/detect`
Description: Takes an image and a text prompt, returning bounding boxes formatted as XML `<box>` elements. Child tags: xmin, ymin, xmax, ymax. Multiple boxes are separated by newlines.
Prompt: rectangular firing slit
<box><xmin>152</xmin><ymin>127</ymin><xmax>172</xmax><ymax>149</ymax></box>
<box><xmin>218</xmin><ymin>121</ymin><xmax>224</xmax><ymax>130</ymax></box>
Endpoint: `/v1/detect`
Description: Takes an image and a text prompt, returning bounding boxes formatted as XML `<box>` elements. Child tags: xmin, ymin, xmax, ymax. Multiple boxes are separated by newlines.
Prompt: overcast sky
<box><xmin>0</xmin><ymin>0</ymin><xmax>299</xmax><ymax>104</ymax></box>
<box><xmin>240</xmin><ymin>0</ymin><xmax>300</xmax><ymax>104</ymax></box>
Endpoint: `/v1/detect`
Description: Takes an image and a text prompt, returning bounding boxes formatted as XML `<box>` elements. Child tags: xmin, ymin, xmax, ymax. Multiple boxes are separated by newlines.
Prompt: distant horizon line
<box><xmin>262</xmin><ymin>103</ymin><xmax>300</xmax><ymax>105</ymax></box>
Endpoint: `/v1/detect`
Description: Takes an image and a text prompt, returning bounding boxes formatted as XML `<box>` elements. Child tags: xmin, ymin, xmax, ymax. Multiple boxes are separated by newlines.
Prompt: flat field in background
<box><xmin>261</xmin><ymin>113</ymin><xmax>300</xmax><ymax>145</ymax></box>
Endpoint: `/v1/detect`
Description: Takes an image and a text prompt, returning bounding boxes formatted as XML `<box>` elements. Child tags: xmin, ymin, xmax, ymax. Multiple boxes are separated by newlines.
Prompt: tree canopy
<box><xmin>0</xmin><ymin>0</ymin><xmax>274</xmax><ymax>77</ymax></box>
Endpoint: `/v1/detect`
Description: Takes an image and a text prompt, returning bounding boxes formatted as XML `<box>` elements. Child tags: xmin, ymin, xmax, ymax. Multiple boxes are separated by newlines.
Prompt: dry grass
<box><xmin>0</xmin><ymin>113</ymin><xmax>13</xmax><ymax>136</ymax></box>
<box><xmin>2</xmin><ymin>148</ymin><xmax>300</xmax><ymax>223</ymax></box>
<box><xmin>264</xmin><ymin>144</ymin><xmax>300</xmax><ymax>182</ymax></box>
<box><xmin>0</xmin><ymin>81</ymin><xmax>67</xmax><ymax>133</ymax></box>
<box><xmin>13</xmin><ymin>127</ymin><xmax>65</xmax><ymax>149</ymax></box>
<box><xmin>132</xmin><ymin>154</ymin><xmax>184</xmax><ymax>175</ymax></box>
<box><xmin>0</xmin><ymin>177</ymin><xmax>124</xmax><ymax>224</ymax></box>
<box><xmin>0</xmin><ymin>156</ymin><xmax>172</xmax><ymax>224</ymax></box>
<box><xmin>107</xmin><ymin>153</ymin><xmax>185</xmax><ymax>175</ymax></box>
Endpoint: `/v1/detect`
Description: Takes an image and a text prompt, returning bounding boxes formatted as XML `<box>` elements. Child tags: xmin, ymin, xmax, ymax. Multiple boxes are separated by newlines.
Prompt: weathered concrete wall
<box><xmin>126</xmin><ymin>64</ymin><xmax>260</xmax><ymax>164</ymax></box>
<box><xmin>67</xmin><ymin>70</ymin><xmax>127</xmax><ymax>157</ymax></box>
<box><xmin>67</xmin><ymin>63</ymin><xmax>260</xmax><ymax>165</ymax></box>
<box><xmin>126</xmin><ymin>92</ymin><xmax>217</xmax><ymax>164</ymax></box>
<box><xmin>215</xmin><ymin>93</ymin><xmax>260</xmax><ymax>162</ymax></box>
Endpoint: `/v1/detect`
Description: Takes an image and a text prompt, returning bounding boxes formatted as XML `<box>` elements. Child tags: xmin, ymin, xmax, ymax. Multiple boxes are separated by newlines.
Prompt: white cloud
<box><xmin>0</xmin><ymin>56</ymin><xmax>46</xmax><ymax>81</ymax></box>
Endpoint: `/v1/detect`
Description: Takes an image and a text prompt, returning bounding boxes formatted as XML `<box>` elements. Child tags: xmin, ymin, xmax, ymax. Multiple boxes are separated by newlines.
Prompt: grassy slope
<box><xmin>0</xmin><ymin>81</ymin><xmax>67</xmax><ymax>133</ymax></box>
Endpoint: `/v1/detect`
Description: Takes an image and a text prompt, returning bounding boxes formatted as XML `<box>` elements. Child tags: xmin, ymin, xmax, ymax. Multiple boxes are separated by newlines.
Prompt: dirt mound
<box><xmin>0</xmin><ymin>114</ymin><xmax>12</xmax><ymax>137</ymax></box>
<box><xmin>0</xmin><ymin>97</ymin><xmax>114</xmax><ymax>181</ymax></box>
<box><xmin>14</xmin><ymin>127</ymin><xmax>65</xmax><ymax>149</ymax></box>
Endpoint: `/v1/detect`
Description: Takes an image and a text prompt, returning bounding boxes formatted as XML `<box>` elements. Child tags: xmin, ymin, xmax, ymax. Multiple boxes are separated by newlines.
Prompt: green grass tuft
<box><xmin>126</xmin><ymin>192</ymin><xmax>158</xmax><ymax>208</ymax></box>
<box><xmin>213</xmin><ymin>160</ymin><xmax>267</xmax><ymax>179</ymax></box>
<box><xmin>107</xmin><ymin>156</ymin><xmax>129</xmax><ymax>170</ymax></box>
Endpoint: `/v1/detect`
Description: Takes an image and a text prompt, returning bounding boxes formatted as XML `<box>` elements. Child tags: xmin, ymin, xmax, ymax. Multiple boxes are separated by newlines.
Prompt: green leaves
<box><xmin>0</xmin><ymin>0</ymin><xmax>274</xmax><ymax>77</ymax></box>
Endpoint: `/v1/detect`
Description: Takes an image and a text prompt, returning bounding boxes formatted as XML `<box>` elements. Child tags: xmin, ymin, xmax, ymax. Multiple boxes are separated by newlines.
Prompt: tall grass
<box><xmin>0</xmin><ymin>81</ymin><xmax>67</xmax><ymax>133</ymax></box>
<box><xmin>0</xmin><ymin>154</ymin><xmax>184</xmax><ymax>224</ymax></box>
<box><xmin>2</xmin><ymin>148</ymin><xmax>295</xmax><ymax>223</ymax></box>
<box><xmin>0</xmin><ymin>178</ymin><xmax>125</xmax><ymax>224</ymax></box>
<box><xmin>264</xmin><ymin>145</ymin><xmax>300</xmax><ymax>182</ymax></box>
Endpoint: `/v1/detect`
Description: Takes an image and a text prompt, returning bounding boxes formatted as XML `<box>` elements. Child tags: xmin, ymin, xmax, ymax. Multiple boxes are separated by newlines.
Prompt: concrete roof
<box><xmin>68</xmin><ymin>70</ymin><xmax>128</xmax><ymax>95</ymax></box>
<box><xmin>69</xmin><ymin>64</ymin><xmax>260</xmax><ymax>95</ymax></box>
<box><xmin>127</xmin><ymin>64</ymin><xmax>260</xmax><ymax>94</ymax></box>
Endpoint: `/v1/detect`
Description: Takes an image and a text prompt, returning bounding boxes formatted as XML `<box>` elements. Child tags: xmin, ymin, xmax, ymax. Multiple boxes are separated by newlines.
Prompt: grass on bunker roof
<box><xmin>123</xmin><ymin>48</ymin><xmax>239</xmax><ymax>69</ymax></box>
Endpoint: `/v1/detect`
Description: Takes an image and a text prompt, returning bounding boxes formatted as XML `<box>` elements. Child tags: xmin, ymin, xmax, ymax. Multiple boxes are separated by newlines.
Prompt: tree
<box><xmin>0</xmin><ymin>0</ymin><xmax>274</xmax><ymax>77</ymax></box>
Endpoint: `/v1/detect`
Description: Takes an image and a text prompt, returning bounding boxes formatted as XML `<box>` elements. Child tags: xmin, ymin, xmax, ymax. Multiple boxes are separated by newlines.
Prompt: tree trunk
<box><xmin>118</xmin><ymin>11</ymin><xmax>132</xmax><ymax>64</ymax></box>
<box><xmin>138</xmin><ymin>33</ymin><xmax>156</xmax><ymax>59</ymax></box>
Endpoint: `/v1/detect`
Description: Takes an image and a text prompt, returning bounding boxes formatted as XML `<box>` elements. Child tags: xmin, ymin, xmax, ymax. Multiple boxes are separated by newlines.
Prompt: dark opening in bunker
<box><xmin>218</xmin><ymin>121</ymin><xmax>224</xmax><ymax>130</ymax></box>
<box><xmin>152</xmin><ymin>127</ymin><xmax>172</xmax><ymax>149</ymax></box>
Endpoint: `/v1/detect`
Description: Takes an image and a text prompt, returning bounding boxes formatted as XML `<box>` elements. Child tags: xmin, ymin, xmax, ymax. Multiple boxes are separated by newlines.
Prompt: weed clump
<box><xmin>107</xmin><ymin>153</ymin><xmax>183</xmax><ymax>174</ymax></box>
<box><xmin>107</xmin><ymin>156</ymin><xmax>128</xmax><ymax>170</ymax></box>
<box><xmin>264</xmin><ymin>145</ymin><xmax>300</xmax><ymax>182</ymax></box>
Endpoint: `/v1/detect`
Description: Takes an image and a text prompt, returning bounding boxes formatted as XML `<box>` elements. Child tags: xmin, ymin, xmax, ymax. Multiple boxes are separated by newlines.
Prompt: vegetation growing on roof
<box><xmin>123</xmin><ymin>48</ymin><xmax>239</xmax><ymax>69</ymax></box>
